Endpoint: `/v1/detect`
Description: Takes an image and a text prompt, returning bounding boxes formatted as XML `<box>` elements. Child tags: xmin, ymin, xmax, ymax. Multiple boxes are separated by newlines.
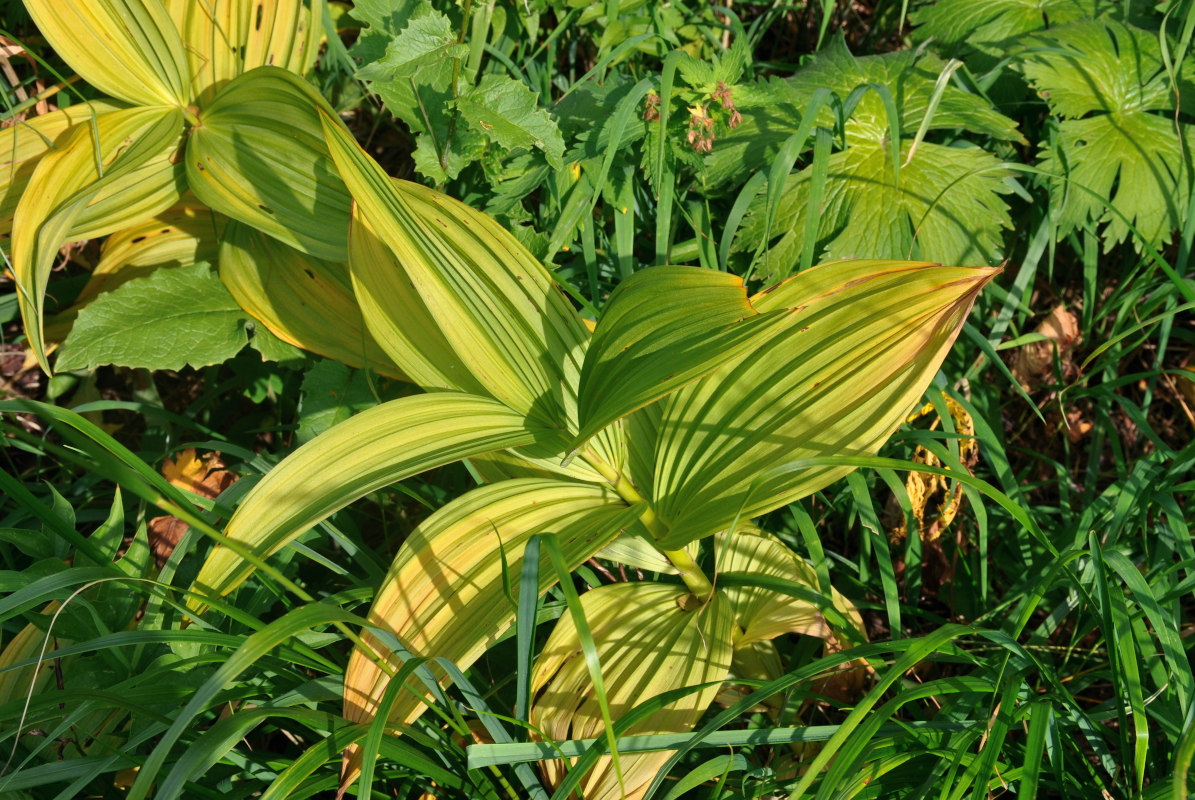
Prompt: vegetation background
<box><xmin>0</xmin><ymin>0</ymin><xmax>1192</xmax><ymax>798</ymax></box>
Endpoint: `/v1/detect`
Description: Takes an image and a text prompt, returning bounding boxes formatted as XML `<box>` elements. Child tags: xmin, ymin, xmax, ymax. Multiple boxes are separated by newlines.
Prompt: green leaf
<box><xmin>909</xmin><ymin>0</ymin><xmax>1116</xmax><ymax>58</ymax></box>
<box><xmin>190</xmin><ymin>393</ymin><xmax>560</xmax><ymax>606</ymax></box>
<box><xmin>575</xmin><ymin>266</ymin><xmax>792</xmax><ymax>447</ymax></box>
<box><xmin>340</xmin><ymin>479</ymin><xmax>638</xmax><ymax>786</ymax></box>
<box><xmin>55</xmin><ymin>263</ymin><xmax>252</xmax><ymax>372</ymax></box>
<box><xmin>24</xmin><ymin>0</ymin><xmax>190</xmax><ymax>106</ymax></box>
<box><xmin>296</xmin><ymin>360</ymin><xmax>378</xmax><ymax>444</ymax></box>
<box><xmin>650</xmin><ymin>259</ymin><xmax>998</xmax><ymax>549</ymax></box>
<box><xmin>456</xmin><ymin>74</ymin><xmax>566</xmax><ymax>169</ymax></box>
<box><xmin>187</xmin><ymin>67</ymin><xmax>352</xmax><ymax>261</ymax></box>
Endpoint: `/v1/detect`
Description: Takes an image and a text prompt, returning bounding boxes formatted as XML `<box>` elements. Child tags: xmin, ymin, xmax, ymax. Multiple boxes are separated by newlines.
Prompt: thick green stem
<box><xmin>579</xmin><ymin>447</ymin><xmax>714</xmax><ymax>598</ymax></box>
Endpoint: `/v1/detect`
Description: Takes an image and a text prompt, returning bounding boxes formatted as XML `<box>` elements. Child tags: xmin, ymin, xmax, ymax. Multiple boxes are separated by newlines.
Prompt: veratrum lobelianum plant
<box><xmin>4</xmin><ymin>0</ymin><xmax>396</xmax><ymax>374</ymax></box>
<box><xmin>186</xmin><ymin>105</ymin><xmax>998</xmax><ymax>797</ymax></box>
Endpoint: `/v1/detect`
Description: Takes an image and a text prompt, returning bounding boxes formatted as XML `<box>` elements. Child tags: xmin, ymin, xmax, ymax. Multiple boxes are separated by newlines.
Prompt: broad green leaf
<box><xmin>575</xmin><ymin>266</ymin><xmax>792</xmax><ymax>447</ymax></box>
<box><xmin>191</xmin><ymin>393</ymin><xmax>558</xmax><ymax>606</ymax></box>
<box><xmin>218</xmin><ymin>220</ymin><xmax>399</xmax><ymax>375</ymax></box>
<box><xmin>0</xmin><ymin>100</ymin><xmax>124</xmax><ymax>238</ymax></box>
<box><xmin>187</xmin><ymin>67</ymin><xmax>351</xmax><ymax>261</ymax></box>
<box><xmin>169</xmin><ymin>0</ymin><xmax>322</xmax><ymax>103</ymax></box>
<box><xmin>455</xmin><ymin>74</ymin><xmax>566</xmax><ymax>169</ymax></box>
<box><xmin>24</xmin><ymin>0</ymin><xmax>190</xmax><ymax>107</ymax></box>
<box><xmin>530</xmin><ymin>582</ymin><xmax>733</xmax><ymax>800</ymax></box>
<box><xmin>909</xmin><ymin>0</ymin><xmax>1116</xmax><ymax>58</ymax></box>
<box><xmin>1018</xmin><ymin>21</ymin><xmax>1195</xmax><ymax>250</ymax></box>
<box><xmin>55</xmin><ymin>262</ymin><xmax>254</xmax><ymax>372</ymax></box>
<box><xmin>321</xmin><ymin>113</ymin><xmax>590</xmax><ymax>429</ymax></box>
<box><xmin>738</xmin><ymin>140</ymin><xmax>1012</xmax><ymax>273</ymax></box>
<box><xmin>73</xmin><ymin>201</ymin><xmax>222</xmax><ymax>306</ymax></box>
<box><xmin>295</xmin><ymin>360</ymin><xmax>380</xmax><ymax>444</ymax></box>
<box><xmin>651</xmin><ymin>259</ymin><xmax>997</xmax><ymax>549</ymax></box>
<box><xmin>341</xmin><ymin>479</ymin><xmax>638</xmax><ymax>786</ymax></box>
<box><xmin>11</xmin><ymin>106</ymin><xmax>187</xmax><ymax>372</ymax></box>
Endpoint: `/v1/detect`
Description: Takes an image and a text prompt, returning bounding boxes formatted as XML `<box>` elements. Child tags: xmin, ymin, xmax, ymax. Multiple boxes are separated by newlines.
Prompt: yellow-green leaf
<box><xmin>219</xmin><ymin>220</ymin><xmax>398</xmax><ymax>375</ymax></box>
<box><xmin>321</xmin><ymin>112</ymin><xmax>589</xmax><ymax>429</ymax></box>
<box><xmin>340</xmin><ymin>479</ymin><xmax>638</xmax><ymax>786</ymax></box>
<box><xmin>11</xmin><ymin>106</ymin><xmax>187</xmax><ymax>372</ymax></box>
<box><xmin>531</xmin><ymin>583</ymin><xmax>733</xmax><ymax>800</ymax></box>
<box><xmin>187</xmin><ymin>67</ymin><xmax>351</xmax><ymax>261</ymax></box>
<box><xmin>190</xmin><ymin>393</ymin><xmax>556</xmax><ymax>607</ymax></box>
<box><xmin>575</xmin><ymin>266</ymin><xmax>792</xmax><ymax>447</ymax></box>
<box><xmin>0</xmin><ymin>100</ymin><xmax>124</xmax><ymax>239</ymax></box>
<box><xmin>24</xmin><ymin>0</ymin><xmax>190</xmax><ymax>107</ymax></box>
<box><xmin>651</xmin><ymin>259</ymin><xmax>997</xmax><ymax>548</ymax></box>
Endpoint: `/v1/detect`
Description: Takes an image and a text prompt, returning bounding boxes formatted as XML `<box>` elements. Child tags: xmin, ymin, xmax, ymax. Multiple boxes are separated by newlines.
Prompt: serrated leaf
<box><xmin>24</xmin><ymin>0</ymin><xmax>190</xmax><ymax>106</ymax></box>
<box><xmin>296</xmin><ymin>360</ymin><xmax>378</xmax><ymax>443</ymax></box>
<box><xmin>341</xmin><ymin>480</ymin><xmax>637</xmax><ymax>785</ymax></box>
<box><xmin>739</xmin><ymin>141</ymin><xmax>1011</xmax><ymax>273</ymax></box>
<box><xmin>56</xmin><ymin>263</ymin><xmax>251</xmax><ymax>372</ymax></box>
<box><xmin>12</xmin><ymin>106</ymin><xmax>187</xmax><ymax>372</ymax></box>
<box><xmin>909</xmin><ymin>0</ymin><xmax>1116</xmax><ymax>58</ymax></box>
<box><xmin>190</xmin><ymin>393</ymin><xmax>560</xmax><ymax>606</ymax></box>
<box><xmin>650</xmin><ymin>259</ymin><xmax>998</xmax><ymax>549</ymax></box>
<box><xmin>530</xmin><ymin>582</ymin><xmax>733</xmax><ymax>800</ymax></box>
<box><xmin>188</xmin><ymin>67</ymin><xmax>351</xmax><ymax>261</ymax></box>
<box><xmin>456</xmin><ymin>74</ymin><xmax>565</xmax><ymax>169</ymax></box>
<box><xmin>347</xmin><ymin>0</ymin><xmax>431</xmax><ymax>65</ymax></box>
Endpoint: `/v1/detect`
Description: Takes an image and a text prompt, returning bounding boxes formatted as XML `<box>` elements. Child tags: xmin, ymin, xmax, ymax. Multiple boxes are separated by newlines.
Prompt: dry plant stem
<box><xmin>580</xmin><ymin>447</ymin><xmax>715</xmax><ymax>598</ymax></box>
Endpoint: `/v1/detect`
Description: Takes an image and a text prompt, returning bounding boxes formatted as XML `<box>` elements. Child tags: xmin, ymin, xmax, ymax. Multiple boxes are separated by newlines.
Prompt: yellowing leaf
<box><xmin>339</xmin><ymin>479</ymin><xmax>637</xmax><ymax>787</ymax></box>
<box><xmin>24</xmin><ymin>0</ymin><xmax>190</xmax><ymax>107</ymax></box>
<box><xmin>530</xmin><ymin>583</ymin><xmax>733</xmax><ymax>800</ymax></box>
<box><xmin>651</xmin><ymin>259</ymin><xmax>997</xmax><ymax>548</ymax></box>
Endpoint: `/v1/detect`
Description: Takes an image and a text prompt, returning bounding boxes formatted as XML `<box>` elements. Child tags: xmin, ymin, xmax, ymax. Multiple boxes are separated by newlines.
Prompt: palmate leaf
<box><xmin>1018</xmin><ymin>20</ymin><xmax>1195</xmax><ymax>250</ymax></box>
<box><xmin>909</xmin><ymin>0</ymin><xmax>1116</xmax><ymax>58</ymax></box>
<box><xmin>650</xmin><ymin>259</ymin><xmax>997</xmax><ymax>549</ymax></box>
<box><xmin>11</xmin><ymin>106</ymin><xmax>186</xmax><ymax>372</ymax></box>
<box><xmin>530</xmin><ymin>583</ymin><xmax>733</xmax><ymax>800</ymax></box>
<box><xmin>340</xmin><ymin>480</ymin><xmax>640</xmax><ymax>786</ymax></box>
<box><xmin>190</xmin><ymin>393</ymin><xmax>560</xmax><ymax>607</ymax></box>
<box><xmin>187</xmin><ymin>67</ymin><xmax>352</xmax><ymax>262</ymax></box>
<box><xmin>23</xmin><ymin>0</ymin><xmax>190</xmax><ymax>107</ymax></box>
<box><xmin>738</xmin><ymin>140</ymin><xmax>1012</xmax><ymax>272</ymax></box>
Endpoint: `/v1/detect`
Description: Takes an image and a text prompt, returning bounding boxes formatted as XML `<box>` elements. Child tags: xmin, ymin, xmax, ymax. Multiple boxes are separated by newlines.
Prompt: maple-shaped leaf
<box><xmin>909</xmin><ymin>0</ymin><xmax>1117</xmax><ymax>58</ymax></box>
<box><xmin>1018</xmin><ymin>20</ymin><xmax>1195</xmax><ymax>250</ymax></box>
<box><xmin>149</xmin><ymin>448</ymin><xmax>238</xmax><ymax>566</ymax></box>
<box><xmin>454</xmin><ymin>74</ymin><xmax>565</xmax><ymax>169</ymax></box>
<box><xmin>737</xmin><ymin>141</ymin><xmax>1011</xmax><ymax>274</ymax></box>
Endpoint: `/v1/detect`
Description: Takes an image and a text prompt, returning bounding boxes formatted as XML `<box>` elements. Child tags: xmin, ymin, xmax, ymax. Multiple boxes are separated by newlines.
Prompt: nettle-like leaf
<box><xmin>909</xmin><ymin>0</ymin><xmax>1117</xmax><ymax>58</ymax></box>
<box><xmin>55</xmin><ymin>262</ymin><xmax>265</xmax><ymax>372</ymax></box>
<box><xmin>1017</xmin><ymin>20</ymin><xmax>1195</xmax><ymax>250</ymax></box>
<box><xmin>731</xmin><ymin>41</ymin><xmax>1018</xmax><ymax>272</ymax></box>
<box><xmin>455</xmin><ymin>74</ymin><xmax>566</xmax><ymax>170</ymax></box>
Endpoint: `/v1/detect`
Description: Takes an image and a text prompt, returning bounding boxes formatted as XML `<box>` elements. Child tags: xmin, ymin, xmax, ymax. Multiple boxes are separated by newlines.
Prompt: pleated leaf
<box><xmin>187</xmin><ymin>67</ymin><xmax>351</xmax><ymax>261</ymax></box>
<box><xmin>219</xmin><ymin>220</ymin><xmax>398</xmax><ymax>375</ymax></box>
<box><xmin>11</xmin><ymin>106</ymin><xmax>186</xmax><ymax>371</ymax></box>
<box><xmin>190</xmin><ymin>393</ymin><xmax>556</xmax><ymax>607</ymax></box>
<box><xmin>24</xmin><ymin>0</ymin><xmax>190</xmax><ymax>107</ymax></box>
<box><xmin>0</xmin><ymin>100</ymin><xmax>124</xmax><ymax>238</ymax></box>
<box><xmin>169</xmin><ymin>0</ymin><xmax>322</xmax><ymax>103</ymax></box>
<box><xmin>530</xmin><ymin>582</ymin><xmax>734</xmax><ymax>800</ymax></box>
<box><xmin>340</xmin><ymin>479</ymin><xmax>639</xmax><ymax>785</ymax></box>
<box><xmin>715</xmin><ymin>527</ymin><xmax>862</xmax><ymax>647</ymax></box>
<box><xmin>576</xmin><ymin>266</ymin><xmax>792</xmax><ymax>447</ymax></box>
<box><xmin>321</xmin><ymin>112</ymin><xmax>589</xmax><ymax>429</ymax></box>
<box><xmin>651</xmin><ymin>259</ymin><xmax>997</xmax><ymax>548</ymax></box>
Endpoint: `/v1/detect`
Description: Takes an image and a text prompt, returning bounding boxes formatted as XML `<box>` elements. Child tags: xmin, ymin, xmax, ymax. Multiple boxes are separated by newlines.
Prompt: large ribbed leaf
<box><xmin>218</xmin><ymin>220</ymin><xmax>398</xmax><ymax>375</ymax></box>
<box><xmin>190</xmin><ymin>393</ymin><xmax>555</xmax><ymax>606</ymax></box>
<box><xmin>187</xmin><ymin>67</ymin><xmax>351</xmax><ymax>261</ymax></box>
<box><xmin>321</xmin><ymin>112</ymin><xmax>589</xmax><ymax>429</ymax></box>
<box><xmin>531</xmin><ymin>583</ymin><xmax>733</xmax><ymax>800</ymax></box>
<box><xmin>24</xmin><ymin>0</ymin><xmax>189</xmax><ymax>107</ymax></box>
<box><xmin>0</xmin><ymin>100</ymin><xmax>124</xmax><ymax>238</ymax></box>
<box><xmin>651</xmin><ymin>259</ymin><xmax>997</xmax><ymax>548</ymax></box>
<box><xmin>169</xmin><ymin>0</ymin><xmax>322</xmax><ymax>103</ymax></box>
<box><xmin>11</xmin><ymin>106</ymin><xmax>187</xmax><ymax>372</ymax></box>
<box><xmin>575</xmin><ymin>266</ymin><xmax>792</xmax><ymax>448</ymax></box>
<box><xmin>340</xmin><ymin>479</ymin><xmax>639</xmax><ymax>786</ymax></box>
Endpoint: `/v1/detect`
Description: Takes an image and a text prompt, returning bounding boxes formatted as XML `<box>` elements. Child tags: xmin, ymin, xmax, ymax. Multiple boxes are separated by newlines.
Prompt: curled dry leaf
<box><xmin>147</xmin><ymin>448</ymin><xmax>237</xmax><ymax>565</ymax></box>
<box><xmin>1011</xmin><ymin>304</ymin><xmax>1080</xmax><ymax>390</ymax></box>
